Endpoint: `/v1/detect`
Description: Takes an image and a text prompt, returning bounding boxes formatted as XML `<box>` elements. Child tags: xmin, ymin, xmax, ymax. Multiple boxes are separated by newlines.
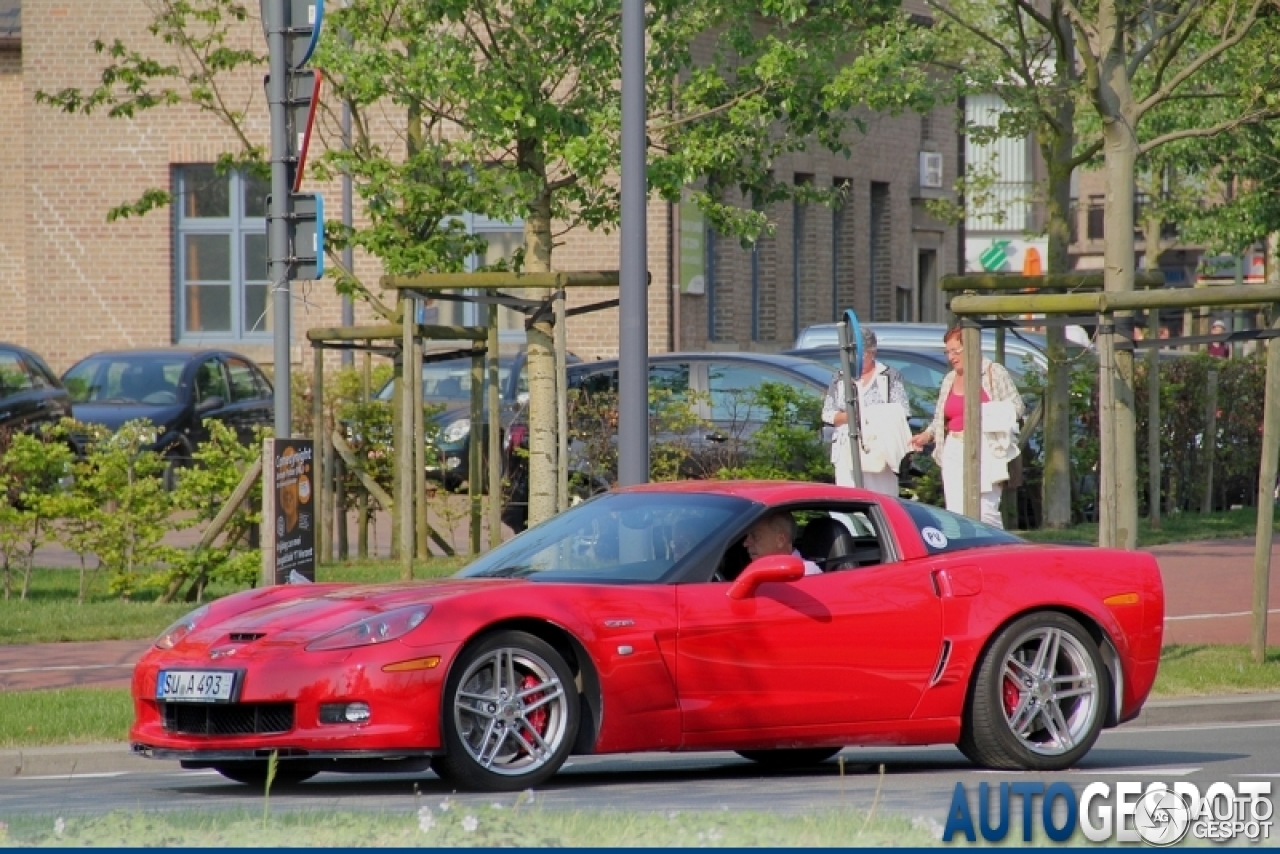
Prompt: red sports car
<box><xmin>130</xmin><ymin>481</ymin><xmax>1164</xmax><ymax>792</ymax></box>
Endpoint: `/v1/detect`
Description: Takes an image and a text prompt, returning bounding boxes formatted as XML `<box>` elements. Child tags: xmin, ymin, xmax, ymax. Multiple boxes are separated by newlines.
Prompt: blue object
<box><xmin>844</xmin><ymin>308</ymin><xmax>863</xmax><ymax>374</ymax></box>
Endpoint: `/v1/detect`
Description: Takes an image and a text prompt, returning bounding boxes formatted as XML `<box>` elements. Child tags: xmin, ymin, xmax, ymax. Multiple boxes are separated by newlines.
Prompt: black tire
<box><xmin>736</xmin><ymin>748</ymin><xmax>841</xmax><ymax>768</ymax></box>
<box><xmin>212</xmin><ymin>762</ymin><xmax>318</xmax><ymax>787</ymax></box>
<box><xmin>161</xmin><ymin>451</ymin><xmax>188</xmax><ymax>492</ymax></box>
<box><xmin>958</xmin><ymin>612</ymin><xmax>1108</xmax><ymax>771</ymax></box>
<box><xmin>433</xmin><ymin>630</ymin><xmax>579</xmax><ymax>792</ymax></box>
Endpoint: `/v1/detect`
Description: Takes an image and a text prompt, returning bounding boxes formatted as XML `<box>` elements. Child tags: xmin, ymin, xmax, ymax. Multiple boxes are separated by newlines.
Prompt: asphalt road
<box><xmin>2</xmin><ymin>720</ymin><xmax>1277</xmax><ymax>831</ymax></box>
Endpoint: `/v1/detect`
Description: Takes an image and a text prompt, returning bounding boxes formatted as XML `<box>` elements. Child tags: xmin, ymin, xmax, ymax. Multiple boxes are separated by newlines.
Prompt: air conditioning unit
<box><xmin>919</xmin><ymin>151</ymin><xmax>944</xmax><ymax>189</ymax></box>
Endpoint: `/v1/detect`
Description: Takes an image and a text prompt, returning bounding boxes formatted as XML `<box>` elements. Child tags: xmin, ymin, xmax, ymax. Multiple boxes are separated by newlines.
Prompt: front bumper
<box><xmin>129</xmin><ymin>640</ymin><xmax>456</xmax><ymax>758</ymax></box>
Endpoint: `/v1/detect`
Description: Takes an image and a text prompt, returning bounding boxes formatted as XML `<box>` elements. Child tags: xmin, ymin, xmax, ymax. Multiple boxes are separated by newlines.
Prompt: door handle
<box><xmin>704</xmin><ymin>433</ymin><xmax>727</xmax><ymax>443</ymax></box>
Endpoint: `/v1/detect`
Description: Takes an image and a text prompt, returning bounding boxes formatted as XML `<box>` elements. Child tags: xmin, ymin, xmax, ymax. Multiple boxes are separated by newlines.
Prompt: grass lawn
<box><xmin>0</xmin><ymin>800</ymin><xmax>941</xmax><ymax>848</ymax></box>
<box><xmin>1016</xmin><ymin>504</ymin><xmax>1279</xmax><ymax>547</ymax></box>
<box><xmin>0</xmin><ymin>557</ymin><xmax>467</xmax><ymax>645</ymax></box>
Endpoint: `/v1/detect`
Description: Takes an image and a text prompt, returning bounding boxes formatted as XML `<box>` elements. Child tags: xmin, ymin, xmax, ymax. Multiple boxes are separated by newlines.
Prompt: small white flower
<box><xmin>462</xmin><ymin>814</ymin><xmax>479</xmax><ymax>833</ymax></box>
<box><xmin>417</xmin><ymin>807</ymin><xmax>435</xmax><ymax>834</ymax></box>
<box><xmin>438</xmin><ymin>799</ymin><xmax>452</xmax><ymax>812</ymax></box>
<box><xmin>491</xmin><ymin>802</ymin><xmax>504</xmax><ymax>809</ymax></box>
<box><xmin>54</xmin><ymin>817</ymin><xmax>65</xmax><ymax>838</ymax></box>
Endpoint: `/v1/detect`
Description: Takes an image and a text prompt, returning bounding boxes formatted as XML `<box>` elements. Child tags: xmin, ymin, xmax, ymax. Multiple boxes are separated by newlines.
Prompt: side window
<box><xmin>706</xmin><ymin>363</ymin><xmax>807</xmax><ymax>422</ymax></box>
<box><xmin>25</xmin><ymin>354</ymin><xmax>60</xmax><ymax>390</ymax></box>
<box><xmin>195</xmin><ymin>359</ymin><xmax>229</xmax><ymax>403</ymax></box>
<box><xmin>572</xmin><ymin>368</ymin><xmax>618</xmax><ymax>397</ymax></box>
<box><xmin>226</xmin><ymin>358</ymin><xmax>262</xmax><ymax>402</ymax></box>
<box><xmin>648</xmin><ymin>363</ymin><xmax>689</xmax><ymax>414</ymax></box>
<box><xmin>0</xmin><ymin>351</ymin><xmax>32</xmax><ymax>396</ymax></box>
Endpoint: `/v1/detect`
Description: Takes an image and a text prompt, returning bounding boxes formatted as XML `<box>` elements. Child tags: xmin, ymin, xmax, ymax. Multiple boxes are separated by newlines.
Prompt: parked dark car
<box><xmin>61</xmin><ymin>349</ymin><xmax>274</xmax><ymax>482</ymax></box>
<box><xmin>501</xmin><ymin>352</ymin><xmax>839</xmax><ymax>531</ymax></box>
<box><xmin>376</xmin><ymin>347</ymin><xmax>581</xmax><ymax>490</ymax></box>
<box><xmin>0</xmin><ymin>343</ymin><xmax>73</xmax><ymax>435</ymax></box>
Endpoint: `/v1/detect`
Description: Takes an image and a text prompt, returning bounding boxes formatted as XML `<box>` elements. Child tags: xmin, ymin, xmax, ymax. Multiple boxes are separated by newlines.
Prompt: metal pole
<box><xmin>268</xmin><ymin>0</ymin><xmax>292</xmax><ymax>437</ymax></box>
<box><xmin>313</xmin><ymin>345</ymin><xmax>326</xmax><ymax>564</ymax></box>
<box><xmin>1098</xmin><ymin>317</ymin><xmax>1117</xmax><ymax>548</ymax></box>
<box><xmin>1201</xmin><ymin>370</ymin><xmax>1219</xmax><ymax>515</ymax></box>
<box><xmin>835</xmin><ymin>320</ymin><xmax>864</xmax><ymax>487</ymax></box>
<box><xmin>617</xmin><ymin>0</ymin><xmax>649</xmax><ymax>487</ymax></box>
<box><xmin>487</xmin><ymin>305</ymin><xmax>501</xmax><ymax>549</ymax></box>
<box><xmin>341</xmin><ymin>99</ymin><xmax>355</xmax><ymax>367</ymax></box>
<box><xmin>1147</xmin><ymin>310</ymin><xmax>1161</xmax><ymax>528</ymax></box>
<box><xmin>555</xmin><ymin>291</ymin><xmax>569</xmax><ymax>510</ymax></box>
<box><xmin>962</xmin><ymin>324</ymin><xmax>982</xmax><ymax>520</ymax></box>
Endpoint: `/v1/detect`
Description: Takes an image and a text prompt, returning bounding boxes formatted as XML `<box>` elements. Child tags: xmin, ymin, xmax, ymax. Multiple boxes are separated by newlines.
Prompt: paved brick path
<box><xmin>6</xmin><ymin>530</ymin><xmax>1279</xmax><ymax>693</ymax></box>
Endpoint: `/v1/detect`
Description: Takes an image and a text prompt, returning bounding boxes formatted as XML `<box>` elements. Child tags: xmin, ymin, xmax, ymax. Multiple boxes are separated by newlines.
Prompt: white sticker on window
<box><xmin>921</xmin><ymin>526</ymin><xmax>948</xmax><ymax>549</ymax></box>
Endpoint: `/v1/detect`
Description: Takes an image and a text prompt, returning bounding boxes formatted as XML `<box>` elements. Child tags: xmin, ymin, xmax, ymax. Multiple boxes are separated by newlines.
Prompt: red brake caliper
<box><xmin>522</xmin><ymin>674</ymin><xmax>548</xmax><ymax>735</ymax></box>
<box><xmin>1002</xmin><ymin>673</ymin><xmax>1022</xmax><ymax>717</ymax></box>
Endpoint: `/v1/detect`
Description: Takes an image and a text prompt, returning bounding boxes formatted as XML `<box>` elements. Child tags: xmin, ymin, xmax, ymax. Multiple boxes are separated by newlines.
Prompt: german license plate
<box><xmin>156</xmin><ymin>670</ymin><xmax>238</xmax><ymax>703</ymax></box>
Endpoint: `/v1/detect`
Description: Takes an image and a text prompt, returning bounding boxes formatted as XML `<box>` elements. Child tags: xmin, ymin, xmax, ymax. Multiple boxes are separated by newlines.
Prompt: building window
<box><xmin>1086</xmin><ymin>195</ymin><xmax>1105</xmax><ymax>241</ymax></box>
<box><xmin>175</xmin><ymin>165</ymin><xmax>270</xmax><ymax>340</ymax></box>
<box><xmin>420</xmin><ymin>214</ymin><xmax>525</xmax><ymax>333</ymax></box>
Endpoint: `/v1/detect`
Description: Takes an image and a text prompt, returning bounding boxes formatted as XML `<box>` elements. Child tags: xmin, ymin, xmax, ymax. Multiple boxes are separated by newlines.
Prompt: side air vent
<box><xmin>930</xmin><ymin>639</ymin><xmax>953</xmax><ymax>686</ymax></box>
<box><xmin>228</xmin><ymin>633</ymin><xmax>266</xmax><ymax>643</ymax></box>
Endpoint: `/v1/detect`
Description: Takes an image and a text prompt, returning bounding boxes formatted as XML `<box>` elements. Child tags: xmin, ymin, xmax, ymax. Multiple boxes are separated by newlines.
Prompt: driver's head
<box><xmin>742</xmin><ymin>511</ymin><xmax>797</xmax><ymax>561</ymax></box>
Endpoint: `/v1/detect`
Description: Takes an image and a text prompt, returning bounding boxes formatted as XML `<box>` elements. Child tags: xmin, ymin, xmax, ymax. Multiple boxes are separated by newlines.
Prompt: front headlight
<box><xmin>155</xmin><ymin>604</ymin><xmax>210</xmax><ymax>650</ymax></box>
<box><xmin>442</xmin><ymin>418</ymin><xmax>471</xmax><ymax>443</ymax></box>
<box><xmin>305</xmin><ymin>605</ymin><xmax>432</xmax><ymax>652</ymax></box>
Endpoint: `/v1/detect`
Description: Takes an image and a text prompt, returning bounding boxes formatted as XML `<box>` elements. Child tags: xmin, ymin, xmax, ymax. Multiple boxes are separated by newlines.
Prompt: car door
<box><xmin>21</xmin><ymin>351</ymin><xmax>72</xmax><ymax>424</ymax></box>
<box><xmin>223</xmin><ymin>356</ymin><xmax>273</xmax><ymax>442</ymax></box>
<box><xmin>0</xmin><ymin>349</ymin><xmax>41</xmax><ymax>431</ymax></box>
<box><xmin>674</xmin><ymin>512</ymin><xmax>943</xmax><ymax>735</ymax></box>
<box><xmin>190</xmin><ymin>356</ymin><xmax>231</xmax><ymax>446</ymax></box>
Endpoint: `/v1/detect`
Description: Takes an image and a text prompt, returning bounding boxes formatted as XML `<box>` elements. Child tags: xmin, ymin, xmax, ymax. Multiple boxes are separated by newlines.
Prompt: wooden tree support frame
<box><xmin>382</xmin><ymin>271</ymin><xmax>624</xmax><ymax>545</ymax></box>
<box><xmin>946</xmin><ymin>276</ymin><xmax>1280</xmax><ymax>658</ymax></box>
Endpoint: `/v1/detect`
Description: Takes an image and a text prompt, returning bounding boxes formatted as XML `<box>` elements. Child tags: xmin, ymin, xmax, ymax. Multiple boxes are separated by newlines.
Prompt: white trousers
<box><xmin>941</xmin><ymin>435</ymin><xmax>1004</xmax><ymax>528</ymax></box>
<box><xmin>835</xmin><ymin>461</ymin><xmax>899</xmax><ymax>496</ymax></box>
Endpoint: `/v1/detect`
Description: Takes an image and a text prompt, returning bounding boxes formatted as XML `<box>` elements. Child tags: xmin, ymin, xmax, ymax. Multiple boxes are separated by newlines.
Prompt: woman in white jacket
<box><xmin>909</xmin><ymin>326</ymin><xmax>1024</xmax><ymax>527</ymax></box>
<box><xmin>821</xmin><ymin>328</ymin><xmax>910</xmax><ymax>496</ymax></box>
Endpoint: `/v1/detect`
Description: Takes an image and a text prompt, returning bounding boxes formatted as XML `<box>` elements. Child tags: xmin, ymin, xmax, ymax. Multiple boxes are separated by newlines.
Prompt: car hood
<box><xmin>192</xmin><ymin>578</ymin><xmax>514</xmax><ymax>644</ymax></box>
<box><xmin>71</xmin><ymin>402</ymin><xmax>187</xmax><ymax>434</ymax></box>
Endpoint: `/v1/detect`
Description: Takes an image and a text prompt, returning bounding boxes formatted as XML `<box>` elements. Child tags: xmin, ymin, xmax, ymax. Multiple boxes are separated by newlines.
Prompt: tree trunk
<box><xmin>1142</xmin><ymin>213</ymin><xmax>1162</xmax><ymax>530</ymax></box>
<box><xmin>521</xmin><ymin>139</ymin><xmax>559</xmax><ymax>528</ymax></box>
<box><xmin>1097</xmin><ymin>69</ymin><xmax>1140</xmax><ymax>550</ymax></box>
<box><xmin>1040</xmin><ymin>123</ymin><xmax>1074</xmax><ymax>529</ymax></box>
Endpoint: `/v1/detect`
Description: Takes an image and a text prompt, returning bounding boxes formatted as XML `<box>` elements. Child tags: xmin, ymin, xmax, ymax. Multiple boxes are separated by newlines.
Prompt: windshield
<box><xmin>63</xmin><ymin>355</ymin><xmax>188</xmax><ymax>404</ymax></box>
<box><xmin>457</xmin><ymin>491</ymin><xmax>753</xmax><ymax>584</ymax></box>
<box><xmin>376</xmin><ymin>356</ymin><xmax>516</xmax><ymax>403</ymax></box>
<box><xmin>898</xmin><ymin>500</ymin><xmax>1024</xmax><ymax>555</ymax></box>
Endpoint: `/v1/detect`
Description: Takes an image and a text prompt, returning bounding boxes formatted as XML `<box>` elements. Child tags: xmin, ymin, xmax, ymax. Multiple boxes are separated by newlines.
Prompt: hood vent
<box><xmin>228</xmin><ymin>632</ymin><xmax>266</xmax><ymax>643</ymax></box>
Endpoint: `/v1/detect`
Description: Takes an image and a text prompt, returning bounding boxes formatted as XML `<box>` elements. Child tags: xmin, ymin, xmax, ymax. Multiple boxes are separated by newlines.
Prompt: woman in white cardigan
<box><xmin>909</xmin><ymin>326</ymin><xmax>1024</xmax><ymax>527</ymax></box>
<box><xmin>821</xmin><ymin>327</ymin><xmax>910</xmax><ymax>496</ymax></box>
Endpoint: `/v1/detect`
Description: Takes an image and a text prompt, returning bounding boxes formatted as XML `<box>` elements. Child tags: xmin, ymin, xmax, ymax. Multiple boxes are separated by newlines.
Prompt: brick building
<box><xmin>1</xmin><ymin>1</ymin><xmax>960</xmax><ymax>373</ymax></box>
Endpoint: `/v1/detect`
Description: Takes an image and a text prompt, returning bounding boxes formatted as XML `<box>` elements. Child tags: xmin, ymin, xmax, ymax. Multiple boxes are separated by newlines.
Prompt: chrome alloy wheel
<box><xmin>999</xmin><ymin>625</ymin><xmax>1100</xmax><ymax>756</ymax></box>
<box><xmin>451</xmin><ymin>646</ymin><xmax>570</xmax><ymax>776</ymax></box>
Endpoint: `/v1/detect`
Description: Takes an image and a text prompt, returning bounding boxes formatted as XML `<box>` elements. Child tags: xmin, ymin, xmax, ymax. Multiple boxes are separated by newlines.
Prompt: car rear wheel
<box><xmin>211</xmin><ymin>762</ymin><xmax>317</xmax><ymax>787</ymax></box>
<box><xmin>736</xmin><ymin>748</ymin><xmax>841</xmax><ymax>768</ymax></box>
<box><xmin>433</xmin><ymin>630</ymin><xmax>579</xmax><ymax>792</ymax></box>
<box><xmin>959</xmin><ymin>612</ymin><xmax>1107</xmax><ymax>771</ymax></box>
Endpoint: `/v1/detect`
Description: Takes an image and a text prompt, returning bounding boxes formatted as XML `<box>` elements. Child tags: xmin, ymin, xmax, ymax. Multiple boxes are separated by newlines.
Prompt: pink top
<box><xmin>944</xmin><ymin>387</ymin><xmax>989</xmax><ymax>433</ymax></box>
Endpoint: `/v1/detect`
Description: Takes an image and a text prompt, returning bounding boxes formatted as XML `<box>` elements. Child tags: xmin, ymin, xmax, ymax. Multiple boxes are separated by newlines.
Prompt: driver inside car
<box><xmin>742</xmin><ymin>511</ymin><xmax>821</xmax><ymax>576</ymax></box>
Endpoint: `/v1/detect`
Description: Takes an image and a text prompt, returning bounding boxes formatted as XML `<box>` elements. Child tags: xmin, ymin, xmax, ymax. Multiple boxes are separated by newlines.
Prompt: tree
<box><xmin>928</xmin><ymin>0</ymin><xmax>1099</xmax><ymax>530</ymax></box>
<box><xmin>1069</xmin><ymin>0</ymin><xmax>1280</xmax><ymax>548</ymax></box>
<box><xmin>926</xmin><ymin>0</ymin><xmax>1280</xmax><ymax>545</ymax></box>
<box><xmin>39</xmin><ymin>0</ymin><xmax>937</xmax><ymax>528</ymax></box>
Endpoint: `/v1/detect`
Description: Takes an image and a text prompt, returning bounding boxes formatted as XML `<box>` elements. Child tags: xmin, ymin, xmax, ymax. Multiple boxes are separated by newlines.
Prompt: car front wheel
<box><xmin>433</xmin><ymin>631</ymin><xmax>579</xmax><ymax>792</ymax></box>
<box><xmin>959</xmin><ymin>612</ymin><xmax>1107</xmax><ymax>771</ymax></box>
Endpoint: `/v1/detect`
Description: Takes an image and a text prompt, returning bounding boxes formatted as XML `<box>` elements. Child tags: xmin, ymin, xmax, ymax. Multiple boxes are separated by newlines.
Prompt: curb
<box><xmin>6</xmin><ymin>694</ymin><xmax>1280</xmax><ymax>779</ymax></box>
<box><xmin>1125</xmin><ymin>691</ymin><xmax>1280</xmax><ymax>728</ymax></box>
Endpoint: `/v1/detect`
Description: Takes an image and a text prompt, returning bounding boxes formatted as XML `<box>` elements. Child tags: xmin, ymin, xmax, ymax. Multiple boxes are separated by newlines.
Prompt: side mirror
<box><xmin>195</xmin><ymin>395</ymin><xmax>224</xmax><ymax>415</ymax></box>
<box><xmin>727</xmin><ymin>554</ymin><xmax>805</xmax><ymax>600</ymax></box>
